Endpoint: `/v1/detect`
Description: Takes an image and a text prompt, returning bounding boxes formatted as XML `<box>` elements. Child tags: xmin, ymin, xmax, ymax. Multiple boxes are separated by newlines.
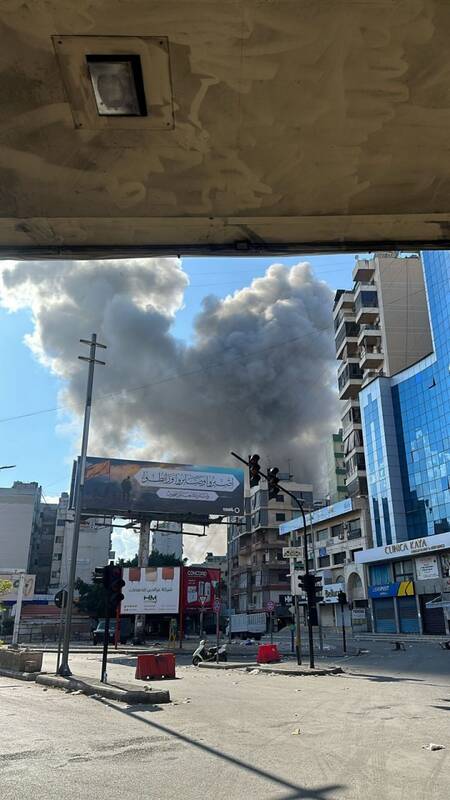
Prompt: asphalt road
<box><xmin>1</xmin><ymin>644</ymin><xmax>449</xmax><ymax>800</ymax></box>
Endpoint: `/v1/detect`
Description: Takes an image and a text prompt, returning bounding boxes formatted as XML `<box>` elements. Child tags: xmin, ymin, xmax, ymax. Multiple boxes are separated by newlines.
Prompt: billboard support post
<box><xmin>11</xmin><ymin>573</ymin><xmax>25</xmax><ymax>647</ymax></box>
<box><xmin>178</xmin><ymin>566</ymin><xmax>184</xmax><ymax>650</ymax></box>
<box><xmin>58</xmin><ymin>333</ymin><xmax>106</xmax><ymax>677</ymax></box>
<box><xmin>134</xmin><ymin>519</ymin><xmax>150</xmax><ymax>644</ymax></box>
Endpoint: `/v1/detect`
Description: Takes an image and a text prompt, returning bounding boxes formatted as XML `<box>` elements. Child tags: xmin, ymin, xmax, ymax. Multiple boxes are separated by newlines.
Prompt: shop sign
<box><xmin>322</xmin><ymin>582</ymin><xmax>344</xmax><ymax>603</ymax></box>
<box><xmin>355</xmin><ymin>531</ymin><xmax>450</xmax><ymax>565</ymax></box>
<box><xmin>319</xmin><ymin>547</ymin><xmax>327</xmax><ymax>557</ymax></box>
<box><xmin>351</xmin><ymin>608</ymin><xmax>366</xmax><ymax>621</ymax></box>
<box><xmin>415</xmin><ymin>555</ymin><xmax>439</xmax><ymax>580</ymax></box>
<box><xmin>369</xmin><ymin>581</ymin><xmax>414</xmax><ymax>599</ymax></box>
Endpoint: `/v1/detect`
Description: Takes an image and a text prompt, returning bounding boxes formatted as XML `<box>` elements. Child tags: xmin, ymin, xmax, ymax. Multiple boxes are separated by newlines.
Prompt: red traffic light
<box><xmin>249</xmin><ymin>454</ymin><xmax>261</xmax><ymax>488</ymax></box>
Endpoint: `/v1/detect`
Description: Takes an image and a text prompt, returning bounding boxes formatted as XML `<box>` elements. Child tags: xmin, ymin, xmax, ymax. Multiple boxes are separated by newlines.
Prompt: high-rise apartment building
<box><xmin>228</xmin><ymin>476</ymin><xmax>313</xmax><ymax>616</ymax></box>
<box><xmin>326</xmin><ymin>430</ymin><xmax>347</xmax><ymax>504</ymax></box>
<box><xmin>29</xmin><ymin>502</ymin><xmax>58</xmax><ymax>593</ymax></box>
<box><xmin>49</xmin><ymin>491</ymin><xmax>112</xmax><ymax>590</ymax></box>
<box><xmin>357</xmin><ymin>251</ymin><xmax>450</xmax><ymax>636</ymax></box>
<box><xmin>151</xmin><ymin>522</ymin><xmax>183</xmax><ymax>560</ymax></box>
<box><xmin>334</xmin><ymin>252</ymin><xmax>432</xmax><ymax>499</ymax></box>
<box><xmin>0</xmin><ymin>481</ymin><xmax>41</xmax><ymax>572</ymax></box>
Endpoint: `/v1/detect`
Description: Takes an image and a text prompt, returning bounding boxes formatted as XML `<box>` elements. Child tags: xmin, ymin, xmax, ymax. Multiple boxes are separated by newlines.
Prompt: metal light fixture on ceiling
<box><xmin>86</xmin><ymin>54</ymin><xmax>148</xmax><ymax>117</ymax></box>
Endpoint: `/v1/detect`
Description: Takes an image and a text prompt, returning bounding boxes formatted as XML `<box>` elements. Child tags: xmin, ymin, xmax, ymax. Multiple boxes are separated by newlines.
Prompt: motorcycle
<box><xmin>192</xmin><ymin>639</ymin><xmax>228</xmax><ymax>666</ymax></box>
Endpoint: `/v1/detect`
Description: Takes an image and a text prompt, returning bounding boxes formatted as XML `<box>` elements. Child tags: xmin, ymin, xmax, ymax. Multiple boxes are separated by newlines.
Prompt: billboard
<box><xmin>182</xmin><ymin>567</ymin><xmax>220</xmax><ymax>611</ymax></box>
<box><xmin>121</xmin><ymin>566</ymin><xmax>180</xmax><ymax>615</ymax></box>
<box><xmin>0</xmin><ymin>574</ymin><xmax>35</xmax><ymax>603</ymax></box>
<box><xmin>78</xmin><ymin>457</ymin><xmax>244</xmax><ymax>523</ymax></box>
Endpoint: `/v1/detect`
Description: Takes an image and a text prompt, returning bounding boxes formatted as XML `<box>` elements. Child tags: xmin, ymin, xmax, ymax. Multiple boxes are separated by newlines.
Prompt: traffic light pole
<box><xmin>58</xmin><ymin>334</ymin><xmax>106</xmax><ymax>677</ymax></box>
<box><xmin>101</xmin><ymin>600</ymin><xmax>110</xmax><ymax>684</ymax></box>
<box><xmin>231</xmin><ymin>451</ymin><xmax>315</xmax><ymax>668</ymax></box>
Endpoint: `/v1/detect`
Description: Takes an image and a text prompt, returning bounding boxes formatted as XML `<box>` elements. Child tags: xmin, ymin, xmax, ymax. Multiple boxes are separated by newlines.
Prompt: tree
<box><xmin>147</xmin><ymin>549</ymin><xmax>183</xmax><ymax>567</ymax></box>
<box><xmin>0</xmin><ymin>579</ymin><xmax>12</xmax><ymax>642</ymax></box>
<box><xmin>117</xmin><ymin>554</ymin><xmax>138</xmax><ymax>567</ymax></box>
<box><xmin>75</xmin><ymin>578</ymin><xmax>106</xmax><ymax>619</ymax></box>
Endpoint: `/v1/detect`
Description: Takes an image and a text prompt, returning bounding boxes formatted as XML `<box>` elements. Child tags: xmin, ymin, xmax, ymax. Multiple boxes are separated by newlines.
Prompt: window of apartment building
<box><xmin>56</xmin><ymin>519</ymin><xmax>65</xmax><ymax>526</ymax></box>
<box><xmin>51</xmin><ymin>570</ymin><xmax>59</xmax><ymax>578</ymax></box>
<box><xmin>351</xmin><ymin>548</ymin><xmax>363</xmax><ymax>561</ymax></box>
<box><xmin>307</xmin><ymin>558</ymin><xmax>314</xmax><ymax>571</ymax></box>
<box><xmin>332</xmin><ymin>551</ymin><xmax>346</xmax><ymax>565</ymax></box>
<box><xmin>347</xmin><ymin>519</ymin><xmax>362</xmax><ymax>539</ymax></box>
<box><xmin>369</xmin><ymin>563</ymin><xmax>390</xmax><ymax>584</ymax></box>
<box><xmin>316</xmin><ymin>529</ymin><xmax>328</xmax><ymax>542</ymax></box>
<box><xmin>275</xmin><ymin>495</ymin><xmax>284</xmax><ymax>502</ymax></box>
<box><xmin>55</xmin><ymin>553</ymin><xmax>62</xmax><ymax>561</ymax></box>
<box><xmin>276</xmin><ymin>550</ymin><xmax>284</xmax><ymax>561</ymax></box>
<box><xmin>275</xmin><ymin>513</ymin><xmax>286</xmax><ymax>522</ymax></box>
<box><xmin>393</xmin><ymin>559</ymin><xmax>414</xmax><ymax>581</ymax></box>
<box><xmin>319</xmin><ymin>555</ymin><xmax>330</xmax><ymax>567</ymax></box>
<box><xmin>331</xmin><ymin>523</ymin><xmax>345</xmax><ymax>539</ymax></box>
<box><xmin>55</xmin><ymin>536</ymin><xmax>64</xmax><ymax>543</ymax></box>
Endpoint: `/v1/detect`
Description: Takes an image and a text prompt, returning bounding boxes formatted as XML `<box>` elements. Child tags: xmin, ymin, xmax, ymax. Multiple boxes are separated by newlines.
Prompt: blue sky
<box><xmin>0</xmin><ymin>253</ymin><xmax>356</xmax><ymax>505</ymax></box>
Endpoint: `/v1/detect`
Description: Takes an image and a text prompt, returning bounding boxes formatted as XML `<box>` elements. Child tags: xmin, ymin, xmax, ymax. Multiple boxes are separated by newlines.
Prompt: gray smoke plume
<box><xmin>0</xmin><ymin>258</ymin><xmax>339</xmax><ymax>489</ymax></box>
<box><xmin>1</xmin><ymin>257</ymin><xmax>340</xmax><ymax>560</ymax></box>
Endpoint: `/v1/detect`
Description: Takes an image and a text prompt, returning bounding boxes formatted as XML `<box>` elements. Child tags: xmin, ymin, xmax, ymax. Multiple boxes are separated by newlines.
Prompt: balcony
<box><xmin>352</xmin><ymin>259</ymin><xmax>375</xmax><ymax>283</ymax></box>
<box><xmin>333</xmin><ymin>290</ymin><xmax>354</xmax><ymax>319</ymax></box>
<box><xmin>362</xmin><ymin>368</ymin><xmax>384</xmax><ymax>388</ymax></box>
<box><xmin>338</xmin><ymin>363</ymin><xmax>363</xmax><ymax>400</ymax></box>
<box><xmin>354</xmin><ymin>286</ymin><xmax>379</xmax><ymax>325</ymax></box>
<box><xmin>359</xmin><ymin>345</ymin><xmax>384</xmax><ymax>371</ymax></box>
<box><xmin>334</xmin><ymin>317</ymin><xmax>359</xmax><ymax>360</ymax></box>
<box><xmin>357</xmin><ymin>323</ymin><xmax>382</xmax><ymax>347</ymax></box>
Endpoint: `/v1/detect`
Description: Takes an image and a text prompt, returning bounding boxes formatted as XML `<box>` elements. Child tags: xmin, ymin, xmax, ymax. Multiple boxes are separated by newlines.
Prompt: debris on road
<box><xmin>291</xmin><ymin>728</ymin><xmax>301</xmax><ymax>735</ymax></box>
<box><xmin>423</xmin><ymin>743</ymin><xmax>446</xmax><ymax>751</ymax></box>
<box><xmin>249</xmin><ymin>668</ymin><xmax>260</xmax><ymax>675</ymax></box>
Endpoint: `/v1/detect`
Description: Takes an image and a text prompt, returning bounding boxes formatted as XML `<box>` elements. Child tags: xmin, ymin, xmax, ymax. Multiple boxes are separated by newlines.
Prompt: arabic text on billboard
<box><xmin>81</xmin><ymin>457</ymin><xmax>244</xmax><ymax>521</ymax></box>
<box><xmin>122</xmin><ymin>567</ymin><xmax>180</xmax><ymax>615</ymax></box>
<box><xmin>182</xmin><ymin>567</ymin><xmax>220</xmax><ymax>611</ymax></box>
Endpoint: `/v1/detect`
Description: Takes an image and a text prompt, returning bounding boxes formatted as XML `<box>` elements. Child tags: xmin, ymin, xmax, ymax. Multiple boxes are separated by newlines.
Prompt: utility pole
<box><xmin>58</xmin><ymin>334</ymin><xmax>106</xmax><ymax>677</ymax></box>
<box><xmin>134</xmin><ymin>519</ymin><xmax>150</xmax><ymax>643</ymax></box>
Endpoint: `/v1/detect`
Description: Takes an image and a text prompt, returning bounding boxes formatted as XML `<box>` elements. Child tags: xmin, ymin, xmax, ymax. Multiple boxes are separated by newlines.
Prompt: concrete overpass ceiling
<box><xmin>1</xmin><ymin>0</ymin><xmax>450</xmax><ymax>257</ymax></box>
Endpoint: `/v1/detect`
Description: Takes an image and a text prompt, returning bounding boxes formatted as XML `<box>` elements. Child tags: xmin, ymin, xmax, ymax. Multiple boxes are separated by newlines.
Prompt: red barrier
<box><xmin>135</xmin><ymin>653</ymin><xmax>176</xmax><ymax>680</ymax></box>
<box><xmin>256</xmin><ymin>644</ymin><xmax>281</xmax><ymax>664</ymax></box>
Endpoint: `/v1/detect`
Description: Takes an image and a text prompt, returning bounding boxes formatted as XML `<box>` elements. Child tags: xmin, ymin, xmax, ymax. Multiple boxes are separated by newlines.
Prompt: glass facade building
<box><xmin>360</xmin><ymin>251</ymin><xmax>450</xmax><ymax>546</ymax></box>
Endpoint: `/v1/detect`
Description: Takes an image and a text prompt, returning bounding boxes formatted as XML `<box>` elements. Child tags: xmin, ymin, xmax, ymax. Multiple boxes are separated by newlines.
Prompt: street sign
<box><xmin>213</xmin><ymin>598</ymin><xmax>221</xmax><ymax>613</ymax></box>
<box><xmin>282</xmin><ymin>546</ymin><xmax>303</xmax><ymax>559</ymax></box>
<box><xmin>54</xmin><ymin>589</ymin><xmax>68</xmax><ymax>609</ymax></box>
<box><xmin>266</xmin><ymin>600</ymin><xmax>275</xmax><ymax>613</ymax></box>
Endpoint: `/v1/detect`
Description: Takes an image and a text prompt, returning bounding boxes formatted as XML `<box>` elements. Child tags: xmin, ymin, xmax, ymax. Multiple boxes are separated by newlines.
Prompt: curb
<box><xmin>0</xmin><ymin>666</ymin><xmax>40</xmax><ymax>682</ymax></box>
<box><xmin>198</xmin><ymin>661</ymin><xmax>256</xmax><ymax>670</ymax></box>
<box><xmin>197</xmin><ymin>661</ymin><xmax>343</xmax><ymax>676</ymax></box>
<box><xmin>249</xmin><ymin>665</ymin><xmax>343</xmax><ymax>676</ymax></box>
<box><xmin>35</xmin><ymin>673</ymin><xmax>171</xmax><ymax>704</ymax></box>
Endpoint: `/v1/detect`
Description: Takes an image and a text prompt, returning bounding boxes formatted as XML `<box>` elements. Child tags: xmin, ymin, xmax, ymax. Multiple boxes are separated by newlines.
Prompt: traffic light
<box><xmin>93</xmin><ymin>566</ymin><xmax>109</xmax><ymax>586</ymax></box>
<box><xmin>337</xmin><ymin>590</ymin><xmax>347</xmax><ymax>607</ymax></box>
<box><xmin>105</xmin><ymin>565</ymin><xmax>125</xmax><ymax>614</ymax></box>
<box><xmin>267</xmin><ymin>466</ymin><xmax>280</xmax><ymax>500</ymax></box>
<box><xmin>93</xmin><ymin>565</ymin><xmax>125</xmax><ymax>614</ymax></box>
<box><xmin>249</xmin><ymin>454</ymin><xmax>261</xmax><ymax>488</ymax></box>
<box><xmin>297</xmin><ymin>572</ymin><xmax>322</xmax><ymax>606</ymax></box>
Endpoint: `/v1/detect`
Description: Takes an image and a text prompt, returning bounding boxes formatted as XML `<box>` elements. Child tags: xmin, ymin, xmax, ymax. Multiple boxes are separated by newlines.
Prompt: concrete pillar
<box><xmin>134</xmin><ymin>519</ymin><xmax>150</xmax><ymax>642</ymax></box>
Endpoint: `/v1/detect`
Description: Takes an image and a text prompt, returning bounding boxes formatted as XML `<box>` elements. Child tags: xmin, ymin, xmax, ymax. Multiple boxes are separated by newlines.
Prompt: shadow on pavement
<box><xmin>345</xmin><ymin>672</ymin><xmax>425</xmax><ymax>683</ymax></box>
<box><xmin>96</xmin><ymin>698</ymin><xmax>344</xmax><ymax>800</ymax></box>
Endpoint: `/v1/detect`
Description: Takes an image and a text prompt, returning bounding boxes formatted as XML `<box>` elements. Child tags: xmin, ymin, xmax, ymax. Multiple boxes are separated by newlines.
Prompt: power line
<box><xmin>0</xmin><ymin>328</ymin><xmax>335</xmax><ymax>425</ymax></box>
